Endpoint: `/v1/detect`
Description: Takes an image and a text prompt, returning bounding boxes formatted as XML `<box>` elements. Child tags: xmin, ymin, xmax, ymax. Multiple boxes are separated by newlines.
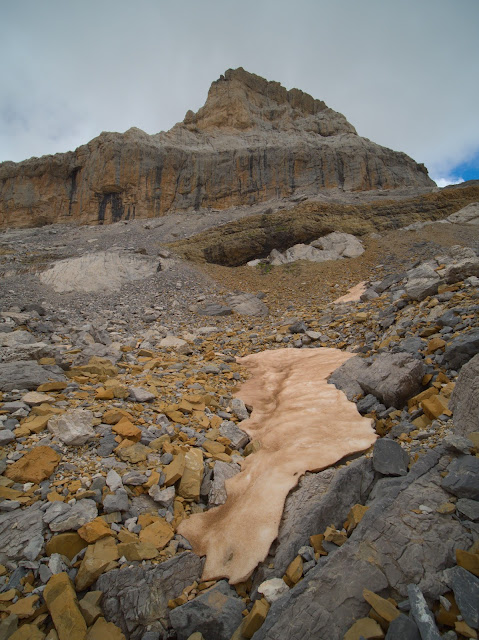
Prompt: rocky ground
<box><xmin>0</xmin><ymin>201</ymin><xmax>478</xmax><ymax>640</ymax></box>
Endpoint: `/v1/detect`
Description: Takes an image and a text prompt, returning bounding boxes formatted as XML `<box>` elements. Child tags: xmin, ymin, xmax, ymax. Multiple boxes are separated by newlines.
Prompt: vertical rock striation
<box><xmin>0</xmin><ymin>67</ymin><xmax>434</xmax><ymax>229</ymax></box>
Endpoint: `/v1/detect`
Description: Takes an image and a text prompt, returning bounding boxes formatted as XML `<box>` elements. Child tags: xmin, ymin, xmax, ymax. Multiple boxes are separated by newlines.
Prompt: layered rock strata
<box><xmin>0</xmin><ymin>67</ymin><xmax>434</xmax><ymax>229</ymax></box>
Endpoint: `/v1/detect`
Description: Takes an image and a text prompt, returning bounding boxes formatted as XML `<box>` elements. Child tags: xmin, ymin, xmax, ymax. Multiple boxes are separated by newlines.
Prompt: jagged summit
<box><xmin>0</xmin><ymin>68</ymin><xmax>435</xmax><ymax>228</ymax></box>
<box><xmin>181</xmin><ymin>67</ymin><xmax>357</xmax><ymax>136</ymax></box>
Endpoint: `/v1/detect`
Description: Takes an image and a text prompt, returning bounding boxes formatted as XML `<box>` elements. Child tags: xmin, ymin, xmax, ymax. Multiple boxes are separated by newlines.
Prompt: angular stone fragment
<box><xmin>343</xmin><ymin>617</ymin><xmax>384</xmax><ymax>639</ymax></box>
<box><xmin>284</xmin><ymin>555</ymin><xmax>303</xmax><ymax>586</ymax></box>
<box><xmin>208</xmin><ymin>461</ymin><xmax>241</xmax><ymax>507</ymax></box>
<box><xmin>373</xmin><ymin>439</ymin><xmax>409</xmax><ymax>476</ymax></box>
<box><xmin>44</xmin><ymin>572</ymin><xmax>87</xmax><ymax>640</ymax></box>
<box><xmin>46</xmin><ymin>533</ymin><xmax>88</xmax><ymax>560</ymax></box>
<box><xmin>86</xmin><ymin>617</ymin><xmax>126</xmax><ymax>640</ymax></box>
<box><xmin>384</xmin><ymin>613</ymin><xmax>420</xmax><ymax>640</ymax></box>
<box><xmin>77</xmin><ymin>518</ymin><xmax>114</xmax><ymax>543</ymax></box>
<box><xmin>444</xmin><ymin>329</ymin><xmax>479</xmax><ymax>371</ymax></box>
<box><xmin>219</xmin><ymin>421</ymin><xmax>249</xmax><ymax>449</ymax></box>
<box><xmin>359</xmin><ymin>353</ymin><xmax>425</xmax><ymax>408</ymax></box>
<box><xmin>169</xmin><ymin>581</ymin><xmax>244</xmax><ymax>640</ymax></box>
<box><xmin>450</xmin><ymin>353</ymin><xmax>479</xmax><ymax>436</ymax></box>
<box><xmin>117</xmin><ymin>541</ymin><xmax>158</xmax><ymax>561</ymax></box>
<box><xmin>116</xmin><ymin>442</ymin><xmax>149</xmax><ymax>463</ymax></box>
<box><xmin>456</xmin><ymin>498</ymin><xmax>479</xmax><ymax>522</ymax></box>
<box><xmin>75</xmin><ymin>537</ymin><xmax>119</xmax><ymax>591</ymax></box>
<box><xmin>362</xmin><ymin>589</ymin><xmax>400</xmax><ymax>622</ymax></box>
<box><xmin>49</xmin><ymin>499</ymin><xmax>98</xmax><ymax>532</ymax></box>
<box><xmin>48</xmin><ymin>408</ymin><xmax>95</xmax><ymax>446</ymax></box>
<box><xmin>97</xmin><ymin>552</ymin><xmax>204</xmax><ymax>638</ymax></box>
<box><xmin>0</xmin><ymin>360</ymin><xmax>66</xmax><ymax>392</ymax></box>
<box><xmin>139</xmin><ymin>519</ymin><xmax>174</xmax><ymax>550</ymax></box>
<box><xmin>441</xmin><ymin>455</ymin><xmax>479</xmax><ymax>500</ymax></box>
<box><xmin>148</xmin><ymin>484</ymin><xmax>175</xmax><ymax>507</ymax></box>
<box><xmin>8</xmin><ymin>625</ymin><xmax>45</xmax><ymax>640</ymax></box>
<box><xmin>407</xmin><ymin>584</ymin><xmax>441</xmax><ymax>640</ymax></box>
<box><xmin>164</xmin><ymin>452</ymin><xmax>186</xmax><ymax>486</ymax></box>
<box><xmin>257</xmin><ymin>578</ymin><xmax>290</xmax><ymax>604</ymax></box>
<box><xmin>242</xmin><ymin>598</ymin><xmax>270</xmax><ymax>638</ymax></box>
<box><xmin>178</xmin><ymin>448</ymin><xmax>204</xmax><ymax>500</ymax></box>
<box><xmin>445</xmin><ymin>565</ymin><xmax>479</xmax><ymax>629</ymax></box>
<box><xmin>4</xmin><ymin>446</ymin><xmax>60</xmax><ymax>483</ymax></box>
<box><xmin>8</xmin><ymin>595</ymin><xmax>39</xmax><ymax>618</ymax></box>
<box><xmin>112</xmin><ymin>418</ymin><xmax>142</xmax><ymax>442</ymax></box>
<box><xmin>456</xmin><ymin>549</ymin><xmax>479</xmax><ymax>577</ymax></box>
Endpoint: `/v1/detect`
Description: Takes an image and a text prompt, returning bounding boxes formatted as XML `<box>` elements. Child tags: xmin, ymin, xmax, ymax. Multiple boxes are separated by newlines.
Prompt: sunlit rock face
<box><xmin>178</xmin><ymin>348</ymin><xmax>377</xmax><ymax>584</ymax></box>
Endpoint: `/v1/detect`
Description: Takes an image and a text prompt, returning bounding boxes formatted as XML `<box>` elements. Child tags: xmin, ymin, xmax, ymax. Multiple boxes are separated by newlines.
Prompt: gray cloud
<box><xmin>1</xmin><ymin>0</ymin><xmax>478</xmax><ymax>184</ymax></box>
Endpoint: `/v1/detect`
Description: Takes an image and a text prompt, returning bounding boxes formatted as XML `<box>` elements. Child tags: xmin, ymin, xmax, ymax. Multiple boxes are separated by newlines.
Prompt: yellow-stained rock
<box><xmin>8</xmin><ymin>595</ymin><xmax>39</xmax><ymax>618</ymax></box>
<box><xmin>283</xmin><ymin>555</ymin><xmax>303</xmax><ymax>587</ymax></box>
<box><xmin>454</xmin><ymin>621</ymin><xmax>477</xmax><ymax>639</ymax></box>
<box><xmin>242</xmin><ymin>598</ymin><xmax>270</xmax><ymax>639</ymax></box>
<box><xmin>344</xmin><ymin>617</ymin><xmax>384</xmax><ymax>639</ymax></box>
<box><xmin>456</xmin><ymin>549</ymin><xmax>479</xmax><ymax>577</ymax></box>
<box><xmin>117</xmin><ymin>541</ymin><xmax>158</xmax><ymax>561</ymax></box>
<box><xmin>139</xmin><ymin>519</ymin><xmax>174</xmax><ymax>550</ymax></box>
<box><xmin>426</xmin><ymin>337</ymin><xmax>446</xmax><ymax>354</ymax></box>
<box><xmin>75</xmin><ymin>538</ymin><xmax>118</xmax><ymax>591</ymax></box>
<box><xmin>9</xmin><ymin>625</ymin><xmax>45</xmax><ymax>640</ymax></box>
<box><xmin>86</xmin><ymin>617</ymin><xmax>126</xmax><ymax>639</ymax></box>
<box><xmin>421</xmin><ymin>395</ymin><xmax>450</xmax><ymax>420</ymax></box>
<box><xmin>77</xmin><ymin>518</ymin><xmax>114</xmax><ymax>543</ymax></box>
<box><xmin>102</xmin><ymin>409</ymin><xmax>133</xmax><ymax>425</ymax></box>
<box><xmin>4</xmin><ymin>446</ymin><xmax>60</xmax><ymax>484</ymax></box>
<box><xmin>112</xmin><ymin>418</ymin><xmax>142</xmax><ymax>442</ymax></box>
<box><xmin>164</xmin><ymin>452</ymin><xmax>186</xmax><ymax>486</ymax></box>
<box><xmin>202</xmin><ymin>441</ymin><xmax>225</xmax><ymax>455</ymax></box>
<box><xmin>344</xmin><ymin>504</ymin><xmax>369</xmax><ymax>533</ymax></box>
<box><xmin>178</xmin><ymin>448</ymin><xmax>204</xmax><ymax>501</ymax></box>
<box><xmin>362</xmin><ymin>589</ymin><xmax>400</xmax><ymax>623</ymax></box>
<box><xmin>116</xmin><ymin>442</ymin><xmax>149</xmax><ymax>463</ymax></box>
<box><xmin>46</xmin><ymin>533</ymin><xmax>88</xmax><ymax>561</ymax></box>
<box><xmin>309</xmin><ymin>534</ymin><xmax>327</xmax><ymax>555</ymax></box>
<box><xmin>324</xmin><ymin>525</ymin><xmax>347</xmax><ymax>546</ymax></box>
<box><xmin>37</xmin><ymin>381</ymin><xmax>68</xmax><ymax>392</ymax></box>
<box><xmin>44</xmin><ymin>572</ymin><xmax>87</xmax><ymax>640</ymax></box>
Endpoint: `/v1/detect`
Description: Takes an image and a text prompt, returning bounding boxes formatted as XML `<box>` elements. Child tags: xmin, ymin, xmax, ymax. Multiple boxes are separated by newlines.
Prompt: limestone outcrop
<box><xmin>0</xmin><ymin>68</ymin><xmax>434</xmax><ymax>229</ymax></box>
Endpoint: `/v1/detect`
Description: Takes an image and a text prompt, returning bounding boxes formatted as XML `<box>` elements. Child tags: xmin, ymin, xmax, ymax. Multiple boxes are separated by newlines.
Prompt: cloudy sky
<box><xmin>1</xmin><ymin>0</ymin><xmax>478</xmax><ymax>186</ymax></box>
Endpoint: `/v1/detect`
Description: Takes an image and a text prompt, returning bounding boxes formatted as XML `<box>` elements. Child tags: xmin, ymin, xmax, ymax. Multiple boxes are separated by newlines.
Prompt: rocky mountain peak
<box><xmin>181</xmin><ymin>67</ymin><xmax>357</xmax><ymax>136</ymax></box>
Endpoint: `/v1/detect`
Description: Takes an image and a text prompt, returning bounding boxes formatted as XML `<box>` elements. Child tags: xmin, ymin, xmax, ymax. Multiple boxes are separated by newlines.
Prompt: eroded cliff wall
<box><xmin>0</xmin><ymin>68</ymin><xmax>435</xmax><ymax>229</ymax></box>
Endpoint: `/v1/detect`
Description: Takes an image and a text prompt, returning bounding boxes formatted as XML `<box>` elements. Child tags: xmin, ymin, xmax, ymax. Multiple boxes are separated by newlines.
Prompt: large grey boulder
<box><xmin>311</xmin><ymin>232</ymin><xmax>364</xmax><ymax>258</ymax></box>
<box><xmin>359</xmin><ymin>353</ymin><xmax>425</xmax><ymax>408</ymax></box>
<box><xmin>0</xmin><ymin>360</ymin><xmax>66</xmax><ymax>391</ymax></box>
<box><xmin>225</xmin><ymin>292</ymin><xmax>269</xmax><ymax>317</ymax></box>
<box><xmin>96</xmin><ymin>552</ymin><xmax>204</xmax><ymax>639</ymax></box>
<box><xmin>48</xmin><ymin>499</ymin><xmax>98</xmax><ymax>532</ymax></box>
<box><xmin>169</xmin><ymin>580</ymin><xmax>244</xmax><ymax>640</ymax></box>
<box><xmin>208</xmin><ymin>461</ymin><xmax>241</xmax><ymax>507</ymax></box>
<box><xmin>444</xmin><ymin>329</ymin><xmax>479</xmax><ymax>371</ymax></box>
<box><xmin>219</xmin><ymin>420</ymin><xmax>249</xmax><ymax>449</ymax></box>
<box><xmin>450</xmin><ymin>353</ymin><xmax>479</xmax><ymax>436</ymax></box>
<box><xmin>444</xmin><ymin>256</ymin><xmax>479</xmax><ymax>283</ymax></box>
<box><xmin>0</xmin><ymin>330</ymin><xmax>36</xmax><ymax>347</ymax></box>
<box><xmin>404</xmin><ymin>264</ymin><xmax>441</xmax><ymax>301</ymax></box>
<box><xmin>447</xmin><ymin>202</ymin><xmax>479</xmax><ymax>225</ymax></box>
<box><xmin>253</xmin><ymin>448</ymin><xmax>473</xmax><ymax>640</ymax></box>
<box><xmin>328</xmin><ymin>356</ymin><xmax>366</xmax><ymax>401</ymax></box>
<box><xmin>0</xmin><ymin>503</ymin><xmax>44</xmax><ymax>565</ymax></box>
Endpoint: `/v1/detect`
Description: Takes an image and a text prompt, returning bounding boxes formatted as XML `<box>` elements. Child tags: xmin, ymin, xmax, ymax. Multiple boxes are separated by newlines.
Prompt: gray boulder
<box><xmin>49</xmin><ymin>498</ymin><xmax>98</xmax><ymax>531</ymax></box>
<box><xmin>447</xmin><ymin>202</ymin><xmax>479</xmax><ymax>225</ymax></box>
<box><xmin>450</xmin><ymin>353</ymin><xmax>479</xmax><ymax>436</ymax></box>
<box><xmin>0</xmin><ymin>503</ymin><xmax>44</xmax><ymax>565</ymax></box>
<box><xmin>441</xmin><ymin>455</ymin><xmax>479</xmax><ymax>500</ymax></box>
<box><xmin>253</xmin><ymin>448</ymin><xmax>473</xmax><ymax>640</ymax></box>
<box><xmin>208</xmin><ymin>461</ymin><xmax>241</xmax><ymax>507</ymax></box>
<box><xmin>197</xmin><ymin>303</ymin><xmax>232</xmax><ymax>316</ymax></box>
<box><xmin>405</xmin><ymin>264</ymin><xmax>441</xmax><ymax>301</ymax></box>
<box><xmin>219</xmin><ymin>420</ymin><xmax>249</xmax><ymax>449</ymax></box>
<box><xmin>444</xmin><ymin>257</ymin><xmax>479</xmax><ymax>284</ymax></box>
<box><xmin>444</xmin><ymin>565</ymin><xmax>479</xmax><ymax>629</ymax></box>
<box><xmin>169</xmin><ymin>581</ymin><xmax>244</xmax><ymax>640</ymax></box>
<box><xmin>328</xmin><ymin>356</ymin><xmax>367</xmax><ymax>401</ymax></box>
<box><xmin>385</xmin><ymin>614</ymin><xmax>420</xmax><ymax>640</ymax></box>
<box><xmin>373</xmin><ymin>439</ymin><xmax>409</xmax><ymax>476</ymax></box>
<box><xmin>0</xmin><ymin>330</ymin><xmax>36</xmax><ymax>347</ymax></box>
<box><xmin>225</xmin><ymin>292</ymin><xmax>269</xmax><ymax>317</ymax></box>
<box><xmin>48</xmin><ymin>408</ymin><xmax>95</xmax><ymax>446</ymax></box>
<box><xmin>443</xmin><ymin>329</ymin><xmax>479</xmax><ymax>371</ymax></box>
<box><xmin>311</xmin><ymin>232</ymin><xmax>364</xmax><ymax>258</ymax></box>
<box><xmin>96</xmin><ymin>552</ymin><xmax>204</xmax><ymax>639</ymax></box>
<box><xmin>456</xmin><ymin>498</ymin><xmax>479</xmax><ymax>521</ymax></box>
<box><xmin>0</xmin><ymin>360</ymin><xmax>66</xmax><ymax>391</ymax></box>
<box><xmin>359</xmin><ymin>353</ymin><xmax>425</xmax><ymax>408</ymax></box>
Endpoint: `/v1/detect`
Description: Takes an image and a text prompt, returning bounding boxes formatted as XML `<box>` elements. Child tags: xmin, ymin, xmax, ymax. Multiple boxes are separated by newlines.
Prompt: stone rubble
<box><xmin>0</xmin><ymin>216</ymin><xmax>478</xmax><ymax>639</ymax></box>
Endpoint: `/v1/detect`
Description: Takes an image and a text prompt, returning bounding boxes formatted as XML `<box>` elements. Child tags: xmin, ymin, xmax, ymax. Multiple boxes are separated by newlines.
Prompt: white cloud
<box><xmin>431</xmin><ymin>176</ymin><xmax>465</xmax><ymax>188</ymax></box>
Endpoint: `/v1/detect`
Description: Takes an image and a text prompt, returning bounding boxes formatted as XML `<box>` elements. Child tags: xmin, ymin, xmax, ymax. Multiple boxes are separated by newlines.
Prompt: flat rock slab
<box><xmin>0</xmin><ymin>503</ymin><xmax>44</xmax><ymax>565</ymax></box>
<box><xmin>96</xmin><ymin>552</ymin><xmax>204</xmax><ymax>640</ymax></box>
<box><xmin>441</xmin><ymin>455</ymin><xmax>479</xmax><ymax>500</ymax></box>
<box><xmin>178</xmin><ymin>348</ymin><xmax>376</xmax><ymax>584</ymax></box>
<box><xmin>4</xmin><ymin>446</ymin><xmax>61</xmax><ymax>483</ymax></box>
<box><xmin>0</xmin><ymin>360</ymin><xmax>66</xmax><ymax>392</ymax></box>
<box><xmin>39</xmin><ymin>250</ymin><xmax>158</xmax><ymax>293</ymax></box>
<box><xmin>373</xmin><ymin>439</ymin><xmax>409</xmax><ymax>476</ymax></box>
<box><xmin>450</xmin><ymin>353</ymin><xmax>479</xmax><ymax>436</ymax></box>
<box><xmin>253</xmin><ymin>448</ymin><xmax>473</xmax><ymax>640</ymax></box>
<box><xmin>445</xmin><ymin>565</ymin><xmax>479</xmax><ymax>629</ymax></box>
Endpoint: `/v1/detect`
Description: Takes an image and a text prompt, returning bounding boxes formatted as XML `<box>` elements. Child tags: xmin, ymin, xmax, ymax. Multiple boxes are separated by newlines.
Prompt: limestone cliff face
<box><xmin>0</xmin><ymin>68</ymin><xmax>435</xmax><ymax>228</ymax></box>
